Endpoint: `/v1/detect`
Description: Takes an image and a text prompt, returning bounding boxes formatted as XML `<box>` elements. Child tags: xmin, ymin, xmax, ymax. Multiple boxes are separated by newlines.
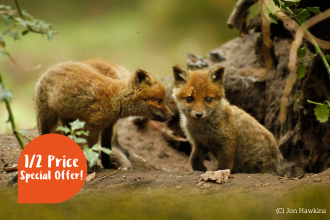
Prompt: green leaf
<box><xmin>325</xmin><ymin>101</ymin><xmax>330</xmax><ymax>108</ymax></box>
<box><xmin>283</xmin><ymin>2</ymin><xmax>296</xmax><ymax>8</ymax></box>
<box><xmin>296</xmin><ymin>64</ymin><xmax>306</xmax><ymax>79</ymax></box>
<box><xmin>18</xmin><ymin>129</ymin><xmax>30</xmax><ymax>136</ymax></box>
<box><xmin>0</xmin><ymin>50</ymin><xmax>9</xmax><ymax>59</ymax></box>
<box><xmin>6</xmin><ymin>31</ymin><xmax>19</xmax><ymax>40</ymax></box>
<box><xmin>15</xmin><ymin>17</ymin><xmax>28</xmax><ymax>28</ymax></box>
<box><xmin>91</xmin><ymin>144</ymin><xmax>112</xmax><ymax>155</ymax></box>
<box><xmin>71</xmin><ymin>136</ymin><xmax>87</xmax><ymax>144</ymax></box>
<box><xmin>307</xmin><ymin>7</ymin><xmax>321</xmax><ymax>15</ymax></box>
<box><xmin>0</xmin><ymin>83</ymin><xmax>13</xmax><ymax>102</ymax></box>
<box><xmin>0</xmin><ymin>5</ymin><xmax>11</xmax><ymax>10</ymax></box>
<box><xmin>269</xmin><ymin>13</ymin><xmax>279</xmax><ymax>24</ymax></box>
<box><xmin>325</xmin><ymin>54</ymin><xmax>330</xmax><ymax>62</ymax></box>
<box><xmin>22</xmin><ymin>10</ymin><xmax>31</xmax><ymax>19</ymax></box>
<box><xmin>297</xmin><ymin>47</ymin><xmax>306</xmax><ymax>59</ymax></box>
<box><xmin>69</xmin><ymin>119</ymin><xmax>86</xmax><ymax>131</ymax></box>
<box><xmin>47</xmin><ymin>31</ymin><xmax>54</xmax><ymax>40</ymax></box>
<box><xmin>273</xmin><ymin>0</ymin><xmax>281</xmax><ymax>7</ymax></box>
<box><xmin>75</xmin><ymin>130</ymin><xmax>89</xmax><ymax>136</ymax></box>
<box><xmin>1</xmin><ymin>15</ymin><xmax>10</xmax><ymax>26</ymax></box>
<box><xmin>262</xmin><ymin>0</ymin><xmax>284</xmax><ymax>24</ymax></box>
<box><xmin>314</xmin><ymin>105</ymin><xmax>329</xmax><ymax>123</ymax></box>
<box><xmin>22</xmin><ymin>30</ymin><xmax>29</xmax><ymax>36</ymax></box>
<box><xmin>295</xmin><ymin>9</ymin><xmax>311</xmax><ymax>23</ymax></box>
<box><xmin>83</xmin><ymin>147</ymin><xmax>99</xmax><ymax>168</ymax></box>
<box><xmin>56</xmin><ymin>125</ymin><xmax>71</xmax><ymax>134</ymax></box>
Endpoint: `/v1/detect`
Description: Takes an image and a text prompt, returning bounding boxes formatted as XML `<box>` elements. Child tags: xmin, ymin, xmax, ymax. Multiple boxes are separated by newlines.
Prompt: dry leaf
<box><xmin>4</xmin><ymin>164</ymin><xmax>18</xmax><ymax>172</ymax></box>
<box><xmin>199</xmin><ymin>169</ymin><xmax>230</xmax><ymax>184</ymax></box>
<box><xmin>196</xmin><ymin>181</ymin><xmax>204</xmax><ymax>187</ymax></box>
<box><xmin>85</xmin><ymin>172</ymin><xmax>96</xmax><ymax>182</ymax></box>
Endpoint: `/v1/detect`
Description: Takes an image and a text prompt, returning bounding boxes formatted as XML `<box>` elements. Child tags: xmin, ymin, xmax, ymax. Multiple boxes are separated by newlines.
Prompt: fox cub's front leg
<box><xmin>101</xmin><ymin>126</ymin><xmax>118</xmax><ymax>169</ymax></box>
<box><xmin>190</xmin><ymin>143</ymin><xmax>209</xmax><ymax>172</ymax></box>
<box><xmin>215</xmin><ymin>140</ymin><xmax>236</xmax><ymax>171</ymax></box>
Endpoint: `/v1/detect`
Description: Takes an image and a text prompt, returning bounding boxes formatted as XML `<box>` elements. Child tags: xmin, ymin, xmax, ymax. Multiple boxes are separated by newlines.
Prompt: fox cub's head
<box><xmin>172</xmin><ymin>65</ymin><xmax>225</xmax><ymax>119</ymax></box>
<box><xmin>129</xmin><ymin>69</ymin><xmax>173</xmax><ymax>122</ymax></box>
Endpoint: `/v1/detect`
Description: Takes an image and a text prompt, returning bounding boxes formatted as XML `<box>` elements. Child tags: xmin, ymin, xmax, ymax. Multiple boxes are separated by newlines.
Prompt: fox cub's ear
<box><xmin>208</xmin><ymin>66</ymin><xmax>225</xmax><ymax>85</ymax></box>
<box><xmin>134</xmin><ymin>69</ymin><xmax>152</xmax><ymax>86</ymax></box>
<box><xmin>172</xmin><ymin>65</ymin><xmax>189</xmax><ymax>86</ymax></box>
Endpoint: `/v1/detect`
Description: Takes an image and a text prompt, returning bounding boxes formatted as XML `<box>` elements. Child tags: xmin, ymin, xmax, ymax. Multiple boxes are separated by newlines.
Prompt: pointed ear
<box><xmin>172</xmin><ymin>65</ymin><xmax>189</xmax><ymax>86</ymax></box>
<box><xmin>134</xmin><ymin>69</ymin><xmax>152</xmax><ymax>86</ymax></box>
<box><xmin>208</xmin><ymin>66</ymin><xmax>225</xmax><ymax>85</ymax></box>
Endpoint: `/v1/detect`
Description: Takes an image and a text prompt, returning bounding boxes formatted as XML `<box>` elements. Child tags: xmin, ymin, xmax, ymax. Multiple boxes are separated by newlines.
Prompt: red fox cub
<box><xmin>172</xmin><ymin>65</ymin><xmax>284</xmax><ymax>175</ymax></box>
<box><xmin>35</xmin><ymin>61</ymin><xmax>173</xmax><ymax>169</ymax></box>
<box><xmin>83</xmin><ymin>59</ymin><xmax>131</xmax><ymax>158</ymax></box>
<box><xmin>83</xmin><ymin>59</ymin><xmax>131</xmax><ymax>79</ymax></box>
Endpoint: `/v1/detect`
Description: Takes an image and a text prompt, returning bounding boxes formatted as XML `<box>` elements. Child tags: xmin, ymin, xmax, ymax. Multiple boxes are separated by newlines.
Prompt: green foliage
<box><xmin>56</xmin><ymin>119</ymin><xmax>112</xmax><ymax>168</ymax></box>
<box><xmin>0</xmin><ymin>3</ymin><xmax>57</xmax><ymax>59</ymax></box>
<box><xmin>296</xmin><ymin>47</ymin><xmax>307</xmax><ymax>80</ymax></box>
<box><xmin>295</xmin><ymin>8</ymin><xmax>311</xmax><ymax>23</ymax></box>
<box><xmin>0</xmin><ymin>83</ymin><xmax>13</xmax><ymax>102</ymax></box>
<box><xmin>308</xmin><ymin>100</ymin><xmax>330</xmax><ymax>123</ymax></box>
<box><xmin>69</xmin><ymin>119</ymin><xmax>87</xmax><ymax>131</ymax></box>
<box><xmin>56</xmin><ymin>125</ymin><xmax>71</xmax><ymax>134</ymax></box>
<box><xmin>268</xmin><ymin>13</ymin><xmax>279</xmax><ymax>24</ymax></box>
<box><xmin>83</xmin><ymin>144</ymin><xmax>112</xmax><ymax>168</ymax></box>
<box><xmin>266</xmin><ymin>0</ymin><xmax>329</xmax><ymax>123</ymax></box>
<box><xmin>283</xmin><ymin>2</ymin><xmax>296</xmax><ymax>8</ymax></box>
<box><xmin>262</xmin><ymin>1</ymin><xmax>321</xmax><ymax>25</ymax></box>
<box><xmin>297</xmin><ymin>47</ymin><xmax>306</xmax><ymax>59</ymax></box>
<box><xmin>326</xmin><ymin>54</ymin><xmax>330</xmax><ymax>62</ymax></box>
<box><xmin>83</xmin><ymin>146</ymin><xmax>99</xmax><ymax>168</ymax></box>
<box><xmin>314</xmin><ymin>105</ymin><xmax>329</xmax><ymax>123</ymax></box>
<box><xmin>18</xmin><ymin>128</ymin><xmax>30</xmax><ymax>136</ymax></box>
<box><xmin>296</xmin><ymin>64</ymin><xmax>306</xmax><ymax>79</ymax></box>
<box><xmin>307</xmin><ymin>7</ymin><xmax>321</xmax><ymax>15</ymax></box>
<box><xmin>262</xmin><ymin>0</ymin><xmax>282</xmax><ymax>25</ymax></box>
<box><xmin>56</xmin><ymin>119</ymin><xmax>89</xmax><ymax>144</ymax></box>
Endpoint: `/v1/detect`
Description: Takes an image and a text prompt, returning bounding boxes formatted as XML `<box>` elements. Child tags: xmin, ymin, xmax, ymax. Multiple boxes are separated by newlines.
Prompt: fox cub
<box><xmin>83</xmin><ymin>59</ymin><xmax>131</xmax><ymax>159</ymax></box>
<box><xmin>35</xmin><ymin>61</ymin><xmax>173</xmax><ymax>169</ymax></box>
<box><xmin>172</xmin><ymin>65</ymin><xmax>283</xmax><ymax>175</ymax></box>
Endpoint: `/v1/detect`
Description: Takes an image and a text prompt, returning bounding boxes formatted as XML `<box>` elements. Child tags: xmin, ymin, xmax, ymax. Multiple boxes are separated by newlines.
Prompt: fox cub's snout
<box><xmin>133</xmin><ymin>69</ymin><xmax>173</xmax><ymax>122</ymax></box>
<box><xmin>172</xmin><ymin>65</ymin><xmax>225</xmax><ymax>120</ymax></box>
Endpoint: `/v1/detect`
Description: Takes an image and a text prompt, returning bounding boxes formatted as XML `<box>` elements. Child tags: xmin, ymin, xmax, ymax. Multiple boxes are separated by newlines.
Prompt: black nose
<box><xmin>196</xmin><ymin>113</ymin><xmax>203</xmax><ymax>118</ymax></box>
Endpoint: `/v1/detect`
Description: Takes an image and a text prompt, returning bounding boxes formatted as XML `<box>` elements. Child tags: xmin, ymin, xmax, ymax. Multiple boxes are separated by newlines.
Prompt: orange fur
<box><xmin>35</xmin><ymin>61</ymin><xmax>172</xmax><ymax>169</ymax></box>
<box><xmin>172</xmin><ymin>65</ymin><xmax>283</xmax><ymax>175</ymax></box>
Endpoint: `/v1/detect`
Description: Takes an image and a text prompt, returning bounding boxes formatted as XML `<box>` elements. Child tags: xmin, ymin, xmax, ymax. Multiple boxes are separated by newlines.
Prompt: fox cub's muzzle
<box><xmin>149</xmin><ymin>105</ymin><xmax>173</xmax><ymax>122</ymax></box>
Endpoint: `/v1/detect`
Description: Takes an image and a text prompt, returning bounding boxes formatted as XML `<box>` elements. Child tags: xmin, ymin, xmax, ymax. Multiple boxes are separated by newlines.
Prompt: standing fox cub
<box><xmin>35</xmin><ymin>61</ymin><xmax>172</xmax><ymax>169</ymax></box>
<box><xmin>172</xmin><ymin>65</ymin><xmax>284</xmax><ymax>175</ymax></box>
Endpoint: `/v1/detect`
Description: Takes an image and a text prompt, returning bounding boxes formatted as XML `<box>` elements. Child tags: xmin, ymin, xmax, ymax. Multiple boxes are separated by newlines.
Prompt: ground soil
<box><xmin>1</xmin><ymin>118</ymin><xmax>329</xmax><ymax>204</ymax></box>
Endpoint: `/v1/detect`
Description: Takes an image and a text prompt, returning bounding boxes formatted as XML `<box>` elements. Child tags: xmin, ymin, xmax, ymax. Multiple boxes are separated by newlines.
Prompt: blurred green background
<box><xmin>0</xmin><ymin>0</ymin><xmax>239</xmax><ymax>133</ymax></box>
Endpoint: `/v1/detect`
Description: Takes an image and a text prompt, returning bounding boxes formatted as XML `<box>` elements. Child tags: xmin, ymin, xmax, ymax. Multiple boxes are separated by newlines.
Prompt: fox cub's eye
<box><xmin>186</xmin><ymin>96</ymin><xmax>193</xmax><ymax>103</ymax></box>
<box><xmin>156</xmin><ymin>99</ymin><xmax>163</xmax><ymax>105</ymax></box>
<box><xmin>205</xmin><ymin>97</ymin><xmax>213</xmax><ymax>103</ymax></box>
